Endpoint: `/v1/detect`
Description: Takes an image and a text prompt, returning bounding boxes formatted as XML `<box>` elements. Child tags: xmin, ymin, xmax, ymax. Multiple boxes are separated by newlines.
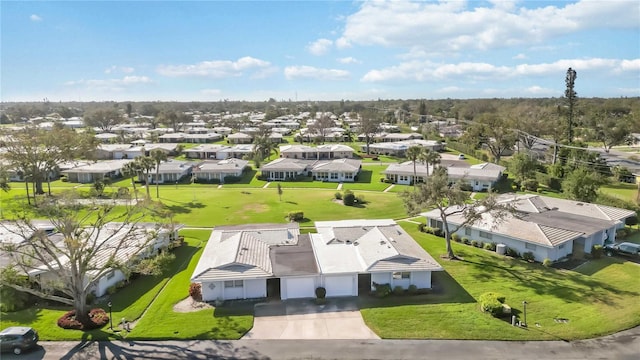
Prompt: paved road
<box><xmin>6</xmin><ymin>326</ymin><xmax>639</xmax><ymax>360</ymax></box>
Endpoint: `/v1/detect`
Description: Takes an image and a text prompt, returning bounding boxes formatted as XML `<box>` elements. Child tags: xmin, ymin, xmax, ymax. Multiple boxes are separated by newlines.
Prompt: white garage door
<box><xmin>283</xmin><ymin>277</ymin><xmax>316</xmax><ymax>299</ymax></box>
<box><xmin>325</xmin><ymin>275</ymin><xmax>355</xmax><ymax>297</ymax></box>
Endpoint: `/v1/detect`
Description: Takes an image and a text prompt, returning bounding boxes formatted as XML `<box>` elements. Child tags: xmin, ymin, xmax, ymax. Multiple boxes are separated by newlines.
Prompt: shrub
<box><xmin>343</xmin><ymin>191</ymin><xmax>356</xmax><ymax>206</ymax></box>
<box><xmin>57</xmin><ymin>308</ymin><xmax>109</xmax><ymax>330</ymax></box>
<box><xmin>543</xmin><ymin>258</ymin><xmax>552</xmax><ymax>267</ymax></box>
<box><xmin>616</xmin><ymin>228</ymin><xmax>629</xmax><ymax>239</ymax></box>
<box><xmin>106</xmin><ymin>285</ymin><xmax>117</xmax><ymax>295</ymax></box>
<box><xmin>591</xmin><ymin>245</ymin><xmax>604</xmax><ymax>259</ymax></box>
<box><xmin>478</xmin><ymin>292</ymin><xmax>506</xmax><ymax>317</ymax></box>
<box><xmin>223</xmin><ymin>175</ymin><xmax>241</xmax><ymax>183</ymax></box>
<box><xmin>189</xmin><ymin>282</ymin><xmax>202</xmax><ymax>302</ymax></box>
<box><xmin>626</xmin><ymin>215</ymin><xmax>638</xmax><ymax>227</ymax></box>
<box><xmin>417</xmin><ymin>223</ymin><xmax>426</xmax><ymax>233</ymax></box>
<box><xmin>476</xmin><ymin>241</ymin><xmax>484</xmax><ymax>248</ymax></box>
<box><xmin>521</xmin><ymin>179</ymin><xmax>538</xmax><ymax>192</ymax></box>
<box><xmin>116</xmin><ymin>280</ymin><xmax>127</xmax><ymax>289</ymax></box>
<box><xmin>0</xmin><ymin>285</ymin><xmax>32</xmax><ymax>312</ymax></box>
<box><xmin>432</xmin><ymin>228</ymin><xmax>443</xmax><ymax>237</ymax></box>
<box><xmin>355</xmin><ymin>195</ymin><xmax>366</xmax><ymax>204</ymax></box>
<box><xmin>505</xmin><ymin>247</ymin><xmax>520</xmax><ymax>258</ymax></box>
<box><xmin>287</xmin><ymin>211</ymin><xmax>304</xmax><ymax>222</ymax></box>
<box><xmin>315</xmin><ymin>287</ymin><xmax>327</xmax><ymax>299</ymax></box>
<box><xmin>522</xmin><ymin>251</ymin><xmax>535</xmax><ymax>262</ymax></box>
<box><xmin>334</xmin><ymin>192</ymin><xmax>343</xmax><ymax>200</ymax></box>
<box><xmin>470</xmin><ymin>240</ymin><xmax>479</xmax><ymax>247</ymax></box>
<box><xmin>393</xmin><ymin>286</ymin><xmax>405</xmax><ymax>296</ymax></box>
<box><xmin>462</xmin><ymin>237</ymin><xmax>471</xmax><ymax>245</ymax></box>
<box><xmin>484</xmin><ymin>242</ymin><xmax>493</xmax><ymax>251</ymax></box>
<box><xmin>407</xmin><ymin>284</ymin><xmax>418</xmax><ymax>295</ymax></box>
<box><xmin>451</xmin><ymin>233</ymin><xmax>460</xmax><ymax>242</ymax></box>
<box><xmin>372</xmin><ymin>282</ymin><xmax>392</xmax><ymax>298</ymax></box>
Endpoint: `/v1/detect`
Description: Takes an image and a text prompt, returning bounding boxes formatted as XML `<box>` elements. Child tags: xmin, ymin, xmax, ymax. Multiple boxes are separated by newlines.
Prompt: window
<box><xmin>224</xmin><ymin>280</ymin><xmax>243</xmax><ymax>288</ymax></box>
<box><xmin>106</xmin><ymin>271</ymin><xmax>115</xmax><ymax>280</ymax></box>
<box><xmin>479</xmin><ymin>231</ymin><xmax>492</xmax><ymax>240</ymax></box>
<box><xmin>559</xmin><ymin>244</ymin><xmax>565</xmax><ymax>249</ymax></box>
<box><xmin>465</xmin><ymin>227</ymin><xmax>472</xmax><ymax>236</ymax></box>
<box><xmin>525</xmin><ymin>243</ymin><xmax>537</xmax><ymax>250</ymax></box>
<box><xmin>392</xmin><ymin>272</ymin><xmax>410</xmax><ymax>280</ymax></box>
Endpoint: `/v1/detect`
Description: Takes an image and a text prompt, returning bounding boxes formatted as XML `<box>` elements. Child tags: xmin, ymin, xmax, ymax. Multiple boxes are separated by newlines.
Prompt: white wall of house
<box><xmin>244</xmin><ymin>279</ymin><xmax>267</xmax><ymax>298</ymax></box>
<box><xmin>312</xmin><ymin>171</ymin><xmax>357</xmax><ymax>182</ymax></box>
<box><xmin>201</xmin><ymin>281</ymin><xmax>223</xmax><ymax>302</ymax></box>
<box><xmin>411</xmin><ymin>271</ymin><xmax>432</xmax><ymax>289</ymax></box>
<box><xmin>200</xmin><ymin>278</ymin><xmax>267</xmax><ymax>301</ymax></box>
<box><xmin>371</xmin><ymin>271</ymin><xmax>429</xmax><ymax>290</ymax></box>
<box><xmin>94</xmin><ymin>269</ymin><xmax>127</xmax><ymax>297</ymax></box>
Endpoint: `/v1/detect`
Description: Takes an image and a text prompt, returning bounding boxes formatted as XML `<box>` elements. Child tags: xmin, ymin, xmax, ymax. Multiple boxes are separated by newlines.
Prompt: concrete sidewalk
<box><xmin>242</xmin><ymin>298</ymin><xmax>379</xmax><ymax>340</ymax></box>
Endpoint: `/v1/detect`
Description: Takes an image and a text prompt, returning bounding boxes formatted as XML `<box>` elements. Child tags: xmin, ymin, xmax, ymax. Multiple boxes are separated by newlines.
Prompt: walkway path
<box><xmin>383</xmin><ymin>184</ymin><xmax>395</xmax><ymax>192</ymax></box>
<box><xmin>336</xmin><ymin>183</ymin><xmax>343</xmax><ymax>190</ymax></box>
<box><xmin>262</xmin><ymin>182</ymin><xmax>271</xmax><ymax>189</ymax></box>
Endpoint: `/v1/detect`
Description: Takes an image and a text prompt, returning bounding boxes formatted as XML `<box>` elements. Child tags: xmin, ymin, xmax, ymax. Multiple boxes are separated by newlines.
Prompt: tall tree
<box><xmin>136</xmin><ymin>156</ymin><xmax>156</xmax><ymax>200</ymax></box>
<box><xmin>83</xmin><ymin>108</ymin><xmax>124</xmax><ymax>132</ymax></box>
<box><xmin>359</xmin><ymin>111</ymin><xmax>382</xmax><ymax>155</ymax></box>
<box><xmin>562</xmin><ymin>167</ymin><xmax>605</xmax><ymax>203</ymax></box>
<box><xmin>308</xmin><ymin>114</ymin><xmax>335</xmax><ymax>144</ymax></box>
<box><xmin>420</xmin><ymin>149</ymin><xmax>441</xmax><ymax>177</ymax></box>
<box><xmin>277</xmin><ymin>183</ymin><xmax>283</xmax><ymax>202</ymax></box>
<box><xmin>405</xmin><ymin>146</ymin><xmax>423</xmax><ymax>187</ymax></box>
<box><xmin>0</xmin><ymin>194</ymin><xmax>170</xmax><ymax>325</ymax></box>
<box><xmin>400</xmin><ymin>167</ymin><xmax>512</xmax><ymax>259</ymax></box>
<box><xmin>121</xmin><ymin>161</ymin><xmax>141</xmax><ymax>202</ymax></box>
<box><xmin>508</xmin><ymin>152</ymin><xmax>539</xmax><ymax>185</ymax></box>
<box><xmin>0</xmin><ymin>166</ymin><xmax>10</xmax><ymax>218</ymax></box>
<box><xmin>150</xmin><ymin>150</ymin><xmax>168</xmax><ymax>199</ymax></box>
<box><xmin>564</xmin><ymin>67</ymin><xmax>578</xmax><ymax>144</ymax></box>
<box><xmin>0</xmin><ymin>126</ymin><xmax>98</xmax><ymax>202</ymax></box>
<box><xmin>585</xmin><ymin>109</ymin><xmax>631</xmax><ymax>153</ymax></box>
<box><xmin>463</xmin><ymin>114</ymin><xmax>517</xmax><ymax>163</ymax></box>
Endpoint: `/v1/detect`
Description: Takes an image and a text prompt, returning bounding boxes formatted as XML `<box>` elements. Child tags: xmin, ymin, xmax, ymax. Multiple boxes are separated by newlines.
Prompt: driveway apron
<box><xmin>242</xmin><ymin>298</ymin><xmax>380</xmax><ymax>340</ymax></box>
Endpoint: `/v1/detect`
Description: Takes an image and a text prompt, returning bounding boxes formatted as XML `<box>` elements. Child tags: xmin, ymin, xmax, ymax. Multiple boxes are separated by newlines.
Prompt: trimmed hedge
<box><xmin>478</xmin><ymin>292</ymin><xmax>506</xmax><ymax>317</ymax></box>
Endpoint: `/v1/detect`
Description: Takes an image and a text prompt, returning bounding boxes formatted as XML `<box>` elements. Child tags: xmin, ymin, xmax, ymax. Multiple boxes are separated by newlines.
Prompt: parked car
<box><xmin>0</xmin><ymin>327</ymin><xmax>39</xmax><ymax>355</ymax></box>
<box><xmin>604</xmin><ymin>242</ymin><xmax>640</xmax><ymax>258</ymax></box>
<box><xmin>458</xmin><ymin>154</ymin><xmax>466</xmax><ymax>160</ymax></box>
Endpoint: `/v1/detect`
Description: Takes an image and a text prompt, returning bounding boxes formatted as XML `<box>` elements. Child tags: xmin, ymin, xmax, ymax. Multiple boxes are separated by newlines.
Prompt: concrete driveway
<box><xmin>242</xmin><ymin>298</ymin><xmax>380</xmax><ymax>340</ymax></box>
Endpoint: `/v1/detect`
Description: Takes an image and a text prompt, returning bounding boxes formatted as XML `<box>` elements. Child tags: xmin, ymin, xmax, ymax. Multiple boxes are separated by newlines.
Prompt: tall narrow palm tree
<box><xmin>405</xmin><ymin>146</ymin><xmax>423</xmax><ymax>188</ymax></box>
<box><xmin>420</xmin><ymin>149</ymin><xmax>441</xmax><ymax>177</ymax></box>
<box><xmin>150</xmin><ymin>149</ymin><xmax>168</xmax><ymax>198</ymax></box>
<box><xmin>122</xmin><ymin>161</ymin><xmax>141</xmax><ymax>202</ymax></box>
<box><xmin>136</xmin><ymin>156</ymin><xmax>156</xmax><ymax>200</ymax></box>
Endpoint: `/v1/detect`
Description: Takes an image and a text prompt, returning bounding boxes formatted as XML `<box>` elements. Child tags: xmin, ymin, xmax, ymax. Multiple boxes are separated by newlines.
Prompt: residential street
<box><xmin>6</xmin><ymin>325</ymin><xmax>639</xmax><ymax>360</ymax></box>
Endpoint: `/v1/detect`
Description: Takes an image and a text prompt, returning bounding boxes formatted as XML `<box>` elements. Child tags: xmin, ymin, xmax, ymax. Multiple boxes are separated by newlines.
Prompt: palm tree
<box><xmin>122</xmin><ymin>161</ymin><xmax>141</xmax><ymax>202</ymax></box>
<box><xmin>420</xmin><ymin>149</ymin><xmax>441</xmax><ymax>177</ymax></box>
<box><xmin>405</xmin><ymin>146</ymin><xmax>423</xmax><ymax>187</ymax></box>
<box><xmin>150</xmin><ymin>149</ymin><xmax>168</xmax><ymax>198</ymax></box>
<box><xmin>136</xmin><ymin>156</ymin><xmax>155</xmax><ymax>200</ymax></box>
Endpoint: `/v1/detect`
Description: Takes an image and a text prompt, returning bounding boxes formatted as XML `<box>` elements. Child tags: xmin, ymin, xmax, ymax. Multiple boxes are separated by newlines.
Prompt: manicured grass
<box><xmin>359</xmin><ymin>221</ymin><xmax>640</xmax><ymax>340</ymax></box>
<box><xmin>128</xmin><ymin>229</ymin><xmax>253</xmax><ymax>340</ymax></box>
<box><xmin>265</xmin><ymin>178</ymin><xmax>340</xmax><ymax>189</ymax></box>
<box><xmin>600</xmin><ymin>182</ymin><xmax>638</xmax><ymax>203</ymax></box>
<box><xmin>154</xmin><ymin>188</ymin><xmax>407</xmax><ymax>226</ymax></box>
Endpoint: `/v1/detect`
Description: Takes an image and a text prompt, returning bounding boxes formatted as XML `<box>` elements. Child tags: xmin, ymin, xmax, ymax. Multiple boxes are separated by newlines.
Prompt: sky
<box><xmin>1</xmin><ymin>0</ymin><xmax>639</xmax><ymax>102</ymax></box>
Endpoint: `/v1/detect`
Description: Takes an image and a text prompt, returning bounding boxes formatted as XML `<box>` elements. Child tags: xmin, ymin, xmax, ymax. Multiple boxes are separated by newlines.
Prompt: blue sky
<box><xmin>1</xmin><ymin>0</ymin><xmax>638</xmax><ymax>102</ymax></box>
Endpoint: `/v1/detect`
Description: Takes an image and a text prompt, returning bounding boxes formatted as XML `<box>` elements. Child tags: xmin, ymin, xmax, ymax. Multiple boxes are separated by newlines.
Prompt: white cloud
<box><xmin>339</xmin><ymin>1</ymin><xmax>639</xmax><ymax>53</ymax></box>
<box><xmin>157</xmin><ymin>56</ymin><xmax>273</xmax><ymax>78</ymax></box>
<box><xmin>307</xmin><ymin>38</ymin><xmax>333</xmax><ymax>56</ymax></box>
<box><xmin>513</xmin><ymin>53</ymin><xmax>527</xmax><ymax>60</ymax></box>
<box><xmin>64</xmin><ymin>76</ymin><xmax>152</xmax><ymax>91</ymax></box>
<box><xmin>438</xmin><ymin>86</ymin><xmax>464</xmax><ymax>93</ymax></box>
<box><xmin>30</xmin><ymin>14</ymin><xmax>42</xmax><ymax>22</ymax></box>
<box><xmin>337</xmin><ymin>57</ymin><xmax>361</xmax><ymax>64</ymax></box>
<box><xmin>284</xmin><ymin>66</ymin><xmax>350</xmax><ymax>80</ymax></box>
<box><xmin>525</xmin><ymin>86</ymin><xmax>555</xmax><ymax>95</ymax></box>
<box><xmin>105</xmin><ymin>65</ymin><xmax>135</xmax><ymax>74</ymax></box>
<box><xmin>362</xmin><ymin>57</ymin><xmax>640</xmax><ymax>83</ymax></box>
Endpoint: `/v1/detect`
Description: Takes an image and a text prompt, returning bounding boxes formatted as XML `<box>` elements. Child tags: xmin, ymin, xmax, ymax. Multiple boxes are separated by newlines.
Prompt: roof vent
<box><xmin>346</xmin><ymin>240</ymin><xmax>352</xmax><ymax>244</ymax></box>
<box><xmin>380</xmin><ymin>240</ymin><xmax>386</xmax><ymax>245</ymax></box>
<box><xmin>353</xmin><ymin>241</ymin><xmax>359</xmax><ymax>246</ymax></box>
<box><xmin>241</xmin><ymin>247</ymin><xmax>249</xmax><ymax>251</ymax></box>
<box><xmin>577</xmin><ymin>203</ymin><xmax>583</xmax><ymax>206</ymax></box>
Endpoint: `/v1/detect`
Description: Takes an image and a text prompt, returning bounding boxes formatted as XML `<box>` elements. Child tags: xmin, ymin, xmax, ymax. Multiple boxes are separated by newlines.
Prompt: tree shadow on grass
<box><xmin>355</xmin><ymin>170</ymin><xmax>372</xmax><ymax>183</ymax></box>
<box><xmin>0</xmin><ymin>306</ymin><xmax>43</xmax><ymax>327</ymax></box>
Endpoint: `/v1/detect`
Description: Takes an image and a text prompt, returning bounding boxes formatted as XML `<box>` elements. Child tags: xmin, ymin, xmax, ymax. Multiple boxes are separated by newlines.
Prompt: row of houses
<box><xmin>191</xmin><ymin>219</ymin><xmax>443</xmax><ymax>301</ymax></box>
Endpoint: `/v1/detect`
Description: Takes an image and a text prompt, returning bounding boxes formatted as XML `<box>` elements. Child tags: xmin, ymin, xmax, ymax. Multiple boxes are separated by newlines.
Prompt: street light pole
<box><xmin>107</xmin><ymin>301</ymin><xmax>113</xmax><ymax>330</ymax></box>
<box><xmin>522</xmin><ymin>301</ymin><xmax>527</xmax><ymax>327</ymax></box>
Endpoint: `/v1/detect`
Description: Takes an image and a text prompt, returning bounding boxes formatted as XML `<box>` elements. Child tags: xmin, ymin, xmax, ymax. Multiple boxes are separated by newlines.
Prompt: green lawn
<box><xmin>359</xmin><ymin>221</ymin><xmax>640</xmax><ymax>340</ymax></box>
<box><xmin>600</xmin><ymin>182</ymin><xmax>638</xmax><ymax>203</ymax></box>
<box><xmin>127</xmin><ymin>229</ymin><xmax>253</xmax><ymax>340</ymax></box>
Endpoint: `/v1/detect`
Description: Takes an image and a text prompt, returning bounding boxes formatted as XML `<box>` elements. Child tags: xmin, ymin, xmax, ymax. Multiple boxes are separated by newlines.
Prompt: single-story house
<box><xmin>96</xmin><ymin>144</ymin><xmax>143</xmax><ymax>160</ymax></box>
<box><xmin>311</xmin><ymin>159</ymin><xmax>361</xmax><ymax>182</ymax></box>
<box><xmin>422</xmin><ymin>194</ymin><xmax>636</xmax><ymax>262</ymax></box>
<box><xmin>363</xmin><ymin>140</ymin><xmax>446</xmax><ymax>157</ymax></box>
<box><xmin>158</xmin><ymin>132</ymin><xmax>223</xmax><ymax>144</ymax></box>
<box><xmin>446</xmin><ymin>162</ymin><xmax>505</xmax><ymax>191</ymax></box>
<box><xmin>140</xmin><ymin>160</ymin><xmax>194</xmax><ymax>184</ymax></box>
<box><xmin>61</xmin><ymin>159</ymin><xmax>133</xmax><ymax>183</ymax></box>
<box><xmin>227</xmin><ymin>132</ymin><xmax>253</xmax><ymax>144</ymax></box>
<box><xmin>94</xmin><ymin>133</ymin><xmax>120</xmax><ymax>143</ymax></box>
<box><xmin>219</xmin><ymin>144</ymin><xmax>255</xmax><ymax>159</ymax></box>
<box><xmin>2</xmin><ymin>221</ymin><xmax>182</xmax><ymax>298</ymax></box>
<box><xmin>381</xmin><ymin>132</ymin><xmax>424</xmax><ymax>142</ymax></box>
<box><xmin>279</xmin><ymin>144</ymin><xmax>354</xmax><ymax>160</ymax></box>
<box><xmin>190</xmin><ymin>220</ymin><xmax>442</xmax><ymax>301</ymax></box>
<box><xmin>183</xmin><ymin>144</ymin><xmax>232</xmax><ymax>160</ymax></box>
<box><xmin>193</xmin><ymin>159</ymin><xmax>249</xmax><ymax>183</ymax></box>
<box><xmin>260</xmin><ymin>158</ymin><xmax>309</xmax><ymax>181</ymax></box>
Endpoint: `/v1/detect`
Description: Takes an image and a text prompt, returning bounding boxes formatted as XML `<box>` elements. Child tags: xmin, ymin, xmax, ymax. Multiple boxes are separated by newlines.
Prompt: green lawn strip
<box><xmin>127</xmin><ymin>229</ymin><xmax>253</xmax><ymax>340</ymax></box>
<box><xmin>160</xmin><ymin>188</ymin><xmax>407</xmax><ymax>226</ymax></box>
<box><xmin>600</xmin><ymin>182</ymin><xmax>638</xmax><ymax>203</ymax></box>
<box><xmin>359</xmin><ymin>222</ymin><xmax>640</xmax><ymax>340</ymax></box>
